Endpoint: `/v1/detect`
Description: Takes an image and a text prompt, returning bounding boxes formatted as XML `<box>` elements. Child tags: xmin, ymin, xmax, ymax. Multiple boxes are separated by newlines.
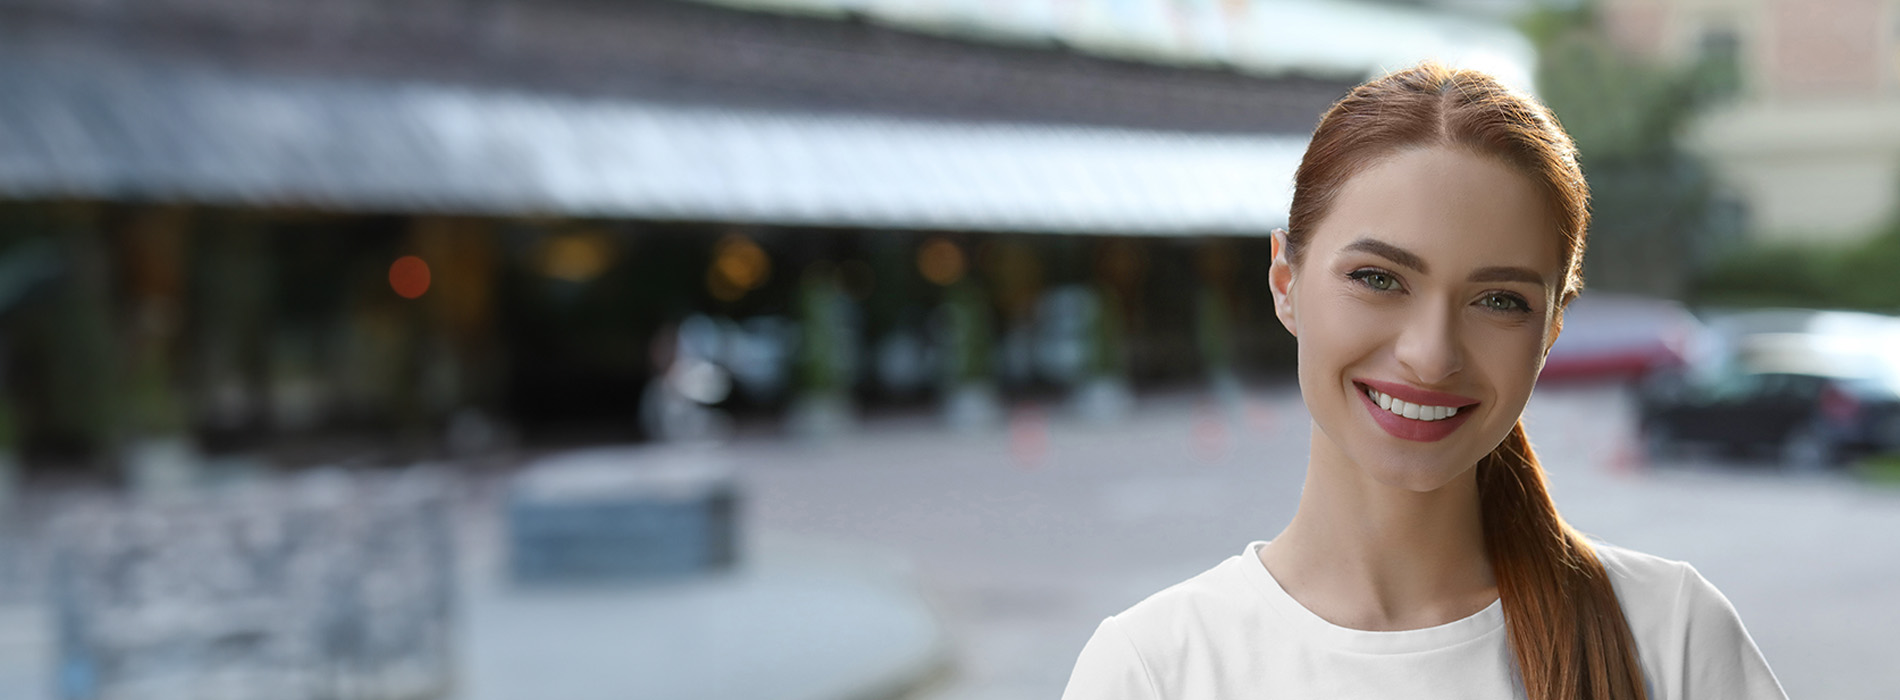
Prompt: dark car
<box><xmin>1637</xmin><ymin>311</ymin><xmax>1900</xmax><ymax>470</ymax></box>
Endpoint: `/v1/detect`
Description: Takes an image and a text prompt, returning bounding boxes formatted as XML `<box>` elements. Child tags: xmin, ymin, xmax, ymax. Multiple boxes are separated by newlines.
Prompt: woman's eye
<box><xmin>1348</xmin><ymin>270</ymin><xmax>1400</xmax><ymax>292</ymax></box>
<box><xmin>1479</xmin><ymin>293</ymin><xmax>1531</xmax><ymax>313</ymax></box>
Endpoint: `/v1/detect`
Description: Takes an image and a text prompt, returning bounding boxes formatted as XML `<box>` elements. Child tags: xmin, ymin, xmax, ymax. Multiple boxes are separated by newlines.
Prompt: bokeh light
<box><xmin>708</xmin><ymin>234</ymin><xmax>771</xmax><ymax>302</ymax></box>
<box><xmin>917</xmin><ymin>237</ymin><xmax>966</xmax><ymax>286</ymax></box>
<box><xmin>535</xmin><ymin>231</ymin><xmax>617</xmax><ymax>283</ymax></box>
<box><xmin>389</xmin><ymin>255</ymin><xmax>431</xmax><ymax>299</ymax></box>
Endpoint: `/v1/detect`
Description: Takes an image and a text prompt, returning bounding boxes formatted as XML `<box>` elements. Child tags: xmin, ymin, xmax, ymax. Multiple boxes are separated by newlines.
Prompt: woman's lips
<box><xmin>1355</xmin><ymin>378</ymin><xmax>1480</xmax><ymax>408</ymax></box>
<box><xmin>1353</xmin><ymin>380</ymin><xmax>1479</xmax><ymax>442</ymax></box>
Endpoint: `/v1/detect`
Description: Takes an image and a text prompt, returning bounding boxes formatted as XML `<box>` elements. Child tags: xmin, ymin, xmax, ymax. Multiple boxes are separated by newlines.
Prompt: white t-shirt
<box><xmin>1062</xmin><ymin>540</ymin><xmax>1787</xmax><ymax>700</ymax></box>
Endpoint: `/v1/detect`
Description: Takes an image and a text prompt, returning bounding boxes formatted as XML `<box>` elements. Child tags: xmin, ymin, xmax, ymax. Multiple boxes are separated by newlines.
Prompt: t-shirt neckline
<box><xmin>1238</xmin><ymin>540</ymin><xmax>1505</xmax><ymax>655</ymax></box>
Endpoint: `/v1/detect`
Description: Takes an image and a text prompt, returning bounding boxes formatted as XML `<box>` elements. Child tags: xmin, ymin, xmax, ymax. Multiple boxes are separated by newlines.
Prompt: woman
<box><xmin>1060</xmin><ymin>64</ymin><xmax>1786</xmax><ymax>700</ymax></box>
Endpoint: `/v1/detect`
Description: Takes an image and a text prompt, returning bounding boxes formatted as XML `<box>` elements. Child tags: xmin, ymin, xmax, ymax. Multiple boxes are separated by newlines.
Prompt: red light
<box><xmin>1820</xmin><ymin>383</ymin><xmax>1860</xmax><ymax>423</ymax></box>
<box><xmin>390</xmin><ymin>256</ymin><xmax>431</xmax><ymax>299</ymax></box>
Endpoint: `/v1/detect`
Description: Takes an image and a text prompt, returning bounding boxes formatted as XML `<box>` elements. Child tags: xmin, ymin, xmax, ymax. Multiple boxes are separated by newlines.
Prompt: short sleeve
<box><xmin>1061</xmin><ymin>616</ymin><xmax>1161</xmax><ymax>700</ymax></box>
<box><xmin>1675</xmin><ymin>564</ymin><xmax>1788</xmax><ymax>700</ymax></box>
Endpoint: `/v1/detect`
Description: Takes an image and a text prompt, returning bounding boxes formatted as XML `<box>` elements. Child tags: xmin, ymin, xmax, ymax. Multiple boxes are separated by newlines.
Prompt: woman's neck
<box><xmin>1258</xmin><ymin>428</ymin><xmax>1497</xmax><ymax>631</ymax></box>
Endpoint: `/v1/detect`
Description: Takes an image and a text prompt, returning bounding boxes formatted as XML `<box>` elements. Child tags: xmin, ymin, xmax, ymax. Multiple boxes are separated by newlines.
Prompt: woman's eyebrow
<box><xmin>1342</xmin><ymin>237</ymin><xmax>1427</xmax><ymax>273</ymax></box>
<box><xmin>1469</xmin><ymin>266</ymin><xmax>1547</xmax><ymax>287</ymax></box>
<box><xmin>1344</xmin><ymin>237</ymin><xmax>1547</xmax><ymax>288</ymax></box>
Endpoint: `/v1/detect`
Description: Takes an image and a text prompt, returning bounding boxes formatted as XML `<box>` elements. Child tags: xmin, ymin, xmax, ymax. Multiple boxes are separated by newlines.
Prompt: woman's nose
<box><xmin>1393</xmin><ymin>303</ymin><xmax>1463</xmax><ymax>385</ymax></box>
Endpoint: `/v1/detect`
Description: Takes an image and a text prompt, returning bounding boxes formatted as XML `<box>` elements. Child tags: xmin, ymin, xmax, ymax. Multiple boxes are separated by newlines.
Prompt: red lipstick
<box><xmin>1353</xmin><ymin>379</ymin><xmax>1479</xmax><ymax>442</ymax></box>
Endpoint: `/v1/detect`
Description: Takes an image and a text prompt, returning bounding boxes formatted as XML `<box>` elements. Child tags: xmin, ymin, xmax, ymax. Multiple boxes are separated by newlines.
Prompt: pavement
<box><xmin>3</xmin><ymin>382</ymin><xmax>1900</xmax><ymax>699</ymax></box>
<box><xmin>723</xmin><ymin>382</ymin><xmax>1900</xmax><ymax>700</ymax></box>
<box><xmin>453</xmin><ymin>524</ymin><xmax>951</xmax><ymax>700</ymax></box>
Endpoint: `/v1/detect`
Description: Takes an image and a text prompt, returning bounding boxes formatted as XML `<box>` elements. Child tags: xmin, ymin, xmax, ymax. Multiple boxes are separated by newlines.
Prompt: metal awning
<box><xmin>691</xmin><ymin>0</ymin><xmax>1538</xmax><ymax>92</ymax></box>
<box><xmin>0</xmin><ymin>53</ymin><xmax>1307</xmax><ymax>236</ymax></box>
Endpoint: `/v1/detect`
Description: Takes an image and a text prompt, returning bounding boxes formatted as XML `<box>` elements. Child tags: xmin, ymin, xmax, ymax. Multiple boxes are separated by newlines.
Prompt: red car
<box><xmin>1541</xmin><ymin>294</ymin><xmax>1702</xmax><ymax>383</ymax></box>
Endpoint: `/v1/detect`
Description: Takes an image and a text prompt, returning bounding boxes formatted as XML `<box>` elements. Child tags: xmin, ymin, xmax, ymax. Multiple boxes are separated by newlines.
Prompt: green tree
<box><xmin>1523</xmin><ymin>6</ymin><xmax>1727</xmax><ymax>298</ymax></box>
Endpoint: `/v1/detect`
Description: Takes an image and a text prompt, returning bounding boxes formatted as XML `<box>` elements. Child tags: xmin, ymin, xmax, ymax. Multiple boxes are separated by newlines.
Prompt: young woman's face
<box><xmin>1271</xmin><ymin>145</ymin><xmax>1565</xmax><ymax>493</ymax></box>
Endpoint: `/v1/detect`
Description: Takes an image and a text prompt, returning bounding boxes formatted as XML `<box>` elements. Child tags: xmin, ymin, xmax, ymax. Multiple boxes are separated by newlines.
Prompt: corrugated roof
<box><xmin>0</xmin><ymin>54</ymin><xmax>1307</xmax><ymax>236</ymax></box>
<box><xmin>690</xmin><ymin>0</ymin><xmax>1538</xmax><ymax>91</ymax></box>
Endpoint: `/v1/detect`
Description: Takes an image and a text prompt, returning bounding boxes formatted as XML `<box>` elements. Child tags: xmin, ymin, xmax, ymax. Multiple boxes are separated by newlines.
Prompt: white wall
<box><xmin>1690</xmin><ymin>100</ymin><xmax>1900</xmax><ymax>242</ymax></box>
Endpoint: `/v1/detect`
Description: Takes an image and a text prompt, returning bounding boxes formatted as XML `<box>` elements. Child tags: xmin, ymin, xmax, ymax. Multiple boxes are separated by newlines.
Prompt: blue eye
<box><xmin>1479</xmin><ymin>292</ymin><xmax>1531</xmax><ymax>313</ymax></box>
<box><xmin>1348</xmin><ymin>269</ymin><xmax>1401</xmax><ymax>292</ymax></box>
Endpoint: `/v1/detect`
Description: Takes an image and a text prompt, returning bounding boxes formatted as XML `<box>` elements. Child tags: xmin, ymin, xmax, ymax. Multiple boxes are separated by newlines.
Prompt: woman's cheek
<box><xmin>1471</xmin><ymin>323</ymin><xmax>1547</xmax><ymax>379</ymax></box>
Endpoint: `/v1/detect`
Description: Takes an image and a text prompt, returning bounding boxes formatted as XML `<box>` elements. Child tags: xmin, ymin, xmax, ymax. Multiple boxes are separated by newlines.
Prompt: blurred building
<box><xmin>0</xmin><ymin>0</ymin><xmax>1532</xmax><ymax>464</ymax></box>
<box><xmin>1603</xmin><ymin>0</ymin><xmax>1900</xmax><ymax>243</ymax></box>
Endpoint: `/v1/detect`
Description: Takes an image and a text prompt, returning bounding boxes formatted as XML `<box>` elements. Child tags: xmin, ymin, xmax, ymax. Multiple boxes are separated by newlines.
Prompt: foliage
<box><xmin>940</xmin><ymin>281</ymin><xmax>993</xmax><ymax>385</ymax></box>
<box><xmin>794</xmin><ymin>269</ymin><xmax>847</xmax><ymax>396</ymax></box>
<box><xmin>1087</xmin><ymin>285</ymin><xmax>1126</xmax><ymax>380</ymax></box>
<box><xmin>1521</xmin><ymin>5</ymin><xmax>1727</xmax><ymax>298</ymax></box>
<box><xmin>1855</xmin><ymin>452</ymin><xmax>1900</xmax><ymax>486</ymax></box>
<box><xmin>128</xmin><ymin>345</ymin><xmax>189</xmax><ymax>437</ymax></box>
<box><xmin>1195</xmin><ymin>286</ymin><xmax>1233</xmax><ymax>374</ymax></box>
<box><xmin>1691</xmin><ymin>218</ymin><xmax>1900</xmax><ymax>312</ymax></box>
<box><xmin>0</xmin><ymin>395</ymin><xmax>15</xmax><ymax>450</ymax></box>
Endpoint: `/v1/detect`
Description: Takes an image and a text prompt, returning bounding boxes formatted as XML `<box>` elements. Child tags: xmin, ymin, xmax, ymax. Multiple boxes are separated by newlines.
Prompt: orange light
<box><xmin>538</xmin><ymin>232</ymin><xmax>616</xmax><ymax>283</ymax></box>
<box><xmin>707</xmin><ymin>234</ymin><xmax>771</xmax><ymax>301</ymax></box>
<box><xmin>390</xmin><ymin>255</ymin><xmax>431</xmax><ymax>299</ymax></box>
<box><xmin>918</xmin><ymin>237</ymin><xmax>966</xmax><ymax>286</ymax></box>
<box><xmin>707</xmin><ymin>265</ymin><xmax>746</xmax><ymax>302</ymax></box>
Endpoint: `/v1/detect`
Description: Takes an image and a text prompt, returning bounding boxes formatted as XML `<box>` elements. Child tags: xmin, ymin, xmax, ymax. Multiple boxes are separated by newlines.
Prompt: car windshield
<box><xmin>1684</xmin><ymin>325</ymin><xmax>1900</xmax><ymax>399</ymax></box>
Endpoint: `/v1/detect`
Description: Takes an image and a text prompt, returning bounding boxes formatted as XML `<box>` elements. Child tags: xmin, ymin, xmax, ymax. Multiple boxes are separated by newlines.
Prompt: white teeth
<box><xmin>1364</xmin><ymin>387</ymin><xmax>1463</xmax><ymax>422</ymax></box>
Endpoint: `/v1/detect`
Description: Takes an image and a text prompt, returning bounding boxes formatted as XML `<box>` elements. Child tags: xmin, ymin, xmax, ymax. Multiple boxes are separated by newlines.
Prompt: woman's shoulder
<box><xmin>1587</xmin><ymin>538</ymin><xmax>1723</xmax><ymax>625</ymax></box>
<box><xmin>1587</xmin><ymin>540</ymin><xmax>1758</xmax><ymax>653</ymax></box>
<box><xmin>1068</xmin><ymin>543</ymin><xmax>1284</xmax><ymax>699</ymax></box>
<box><xmin>1106</xmin><ymin>544</ymin><xmax>1269</xmax><ymax>639</ymax></box>
<box><xmin>1587</xmin><ymin>539</ymin><xmax>1789</xmax><ymax>699</ymax></box>
<box><xmin>1588</xmin><ymin>538</ymin><xmax>1698</xmax><ymax>595</ymax></box>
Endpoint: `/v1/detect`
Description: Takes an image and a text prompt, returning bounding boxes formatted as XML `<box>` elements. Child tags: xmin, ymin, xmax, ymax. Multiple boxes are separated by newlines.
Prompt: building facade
<box><xmin>0</xmin><ymin>0</ymin><xmax>1531</xmax><ymax>464</ymax></box>
<box><xmin>1604</xmin><ymin>0</ymin><xmax>1900</xmax><ymax>243</ymax></box>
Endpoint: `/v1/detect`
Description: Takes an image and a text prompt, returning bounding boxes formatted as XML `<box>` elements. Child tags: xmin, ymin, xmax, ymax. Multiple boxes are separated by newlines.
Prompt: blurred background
<box><xmin>0</xmin><ymin>0</ymin><xmax>1896</xmax><ymax>698</ymax></box>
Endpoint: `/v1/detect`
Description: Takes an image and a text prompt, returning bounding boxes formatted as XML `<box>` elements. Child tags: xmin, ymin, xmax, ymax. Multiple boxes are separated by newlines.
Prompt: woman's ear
<box><xmin>1269</xmin><ymin>228</ymin><xmax>1297</xmax><ymax>337</ymax></box>
<box><xmin>1543</xmin><ymin>290</ymin><xmax>1577</xmax><ymax>357</ymax></box>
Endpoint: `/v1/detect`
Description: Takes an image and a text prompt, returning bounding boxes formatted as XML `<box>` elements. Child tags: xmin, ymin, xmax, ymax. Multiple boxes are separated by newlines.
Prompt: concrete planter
<box><xmin>787</xmin><ymin>392</ymin><xmax>856</xmax><ymax>442</ymax></box>
<box><xmin>1209</xmin><ymin>369</ymin><xmax>1245</xmax><ymax>419</ymax></box>
<box><xmin>0</xmin><ymin>450</ymin><xmax>15</xmax><ymax>518</ymax></box>
<box><xmin>507</xmin><ymin>447</ymin><xmax>739</xmax><ymax>584</ymax></box>
<box><xmin>1072</xmin><ymin>376</ymin><xmax>1134</xmax><ymax>424</ymax></box>
<box><xmin>123</xmin><ymin>436</ymin><xmax>199</xmax><ymax>497</ymax></box>
<box><xmin>942</xmin><ymin>382</ymin><xmax>1004</xmax><ymax>433</ymax></box>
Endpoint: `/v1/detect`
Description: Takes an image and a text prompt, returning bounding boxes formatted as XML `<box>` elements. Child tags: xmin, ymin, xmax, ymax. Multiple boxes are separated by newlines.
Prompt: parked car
<box><xmin>1637</xmin><ymin>310</ymin><xmax>1900</xmax><ymax>470</ymax></box>
<box><xmin>1541</xmin><ymin>293</ymin><xmax>1701</xmax><ymax>383</ymax></box>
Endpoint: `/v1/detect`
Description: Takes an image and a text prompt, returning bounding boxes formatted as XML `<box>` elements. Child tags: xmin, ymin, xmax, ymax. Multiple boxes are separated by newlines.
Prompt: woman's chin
<box><xmin>1349</xmin><ymin>445</ymin><xmax>1486</xmax><ymax>494</ymax></box>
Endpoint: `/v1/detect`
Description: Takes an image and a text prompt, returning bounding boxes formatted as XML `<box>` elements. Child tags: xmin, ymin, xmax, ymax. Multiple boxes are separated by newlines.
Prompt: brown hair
<box><xmin>1284</xmin><ymin>63</ymin><xmax>1646</xmax><ymax>700</ymax></box>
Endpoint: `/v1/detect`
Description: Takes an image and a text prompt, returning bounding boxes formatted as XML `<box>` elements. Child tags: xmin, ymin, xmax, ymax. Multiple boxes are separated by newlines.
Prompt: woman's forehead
<box><xmin>1310</xmin><ymin>147</ymin><xmax>1563</xmax><ymax>276</ymax></box>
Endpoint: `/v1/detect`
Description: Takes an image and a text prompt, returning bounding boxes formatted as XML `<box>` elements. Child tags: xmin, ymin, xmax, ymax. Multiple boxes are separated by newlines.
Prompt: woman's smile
<box><xmin>1353</xmin><ymin>379</ymin><xmax>1480</xmax><ymax>442</ymax></box>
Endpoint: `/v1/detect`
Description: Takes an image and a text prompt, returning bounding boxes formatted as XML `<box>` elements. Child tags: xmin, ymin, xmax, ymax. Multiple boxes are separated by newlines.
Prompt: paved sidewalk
<box><xmin>455</xmin><ymin>529</ymin><xmax>951</xmax><ymax>700</ymax></box>
<box><xmin>0</xmin><ymin>601</ymin><xmax>47</xmax><ymax>700</ymax></box>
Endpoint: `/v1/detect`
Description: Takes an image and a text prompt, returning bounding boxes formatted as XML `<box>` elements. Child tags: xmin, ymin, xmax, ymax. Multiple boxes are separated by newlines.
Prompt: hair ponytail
<box><xmin>1286</xmin><ymin>63</ymin><xmax>1647</xmax><ymax>700</ymax></box>
<box><xmin>1480</xmin><ymin>422</ymin><xmax>1647</xmax><ymax>700</ymax></box>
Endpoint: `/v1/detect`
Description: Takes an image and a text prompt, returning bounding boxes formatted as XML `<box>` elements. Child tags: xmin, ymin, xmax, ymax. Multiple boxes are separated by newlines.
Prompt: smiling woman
<box><xmin>1061</xmin><ymin>63</ymin><xmax>1788</xmax><ymax>700</ymax></box>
